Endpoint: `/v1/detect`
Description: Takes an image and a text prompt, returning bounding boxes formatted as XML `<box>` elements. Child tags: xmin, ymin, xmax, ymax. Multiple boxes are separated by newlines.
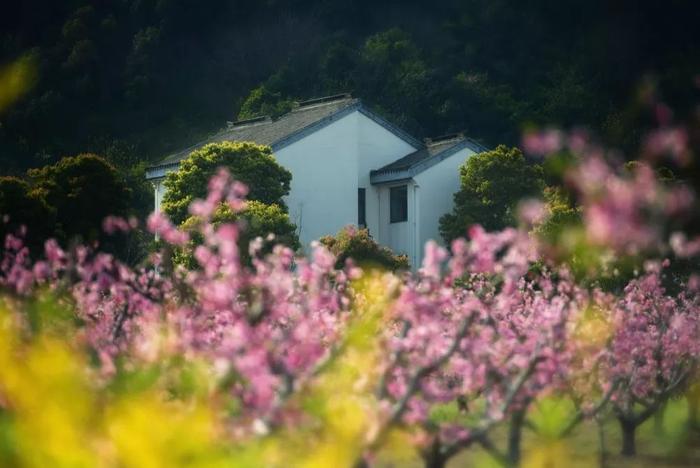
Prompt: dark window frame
<box><xmin>358</xmin><ymin>188</ymin><xmax>366</xmax><ymax>227</ymax></box>
<box><xmin>389</xmin><ymin>185</ymin><xmax>408</xmax><ymax>223</ymax></box>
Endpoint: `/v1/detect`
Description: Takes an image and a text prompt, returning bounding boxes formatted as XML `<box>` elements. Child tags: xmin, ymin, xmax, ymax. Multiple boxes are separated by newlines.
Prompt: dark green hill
<box><xmin>2</xmin><ymin>0</ymin><xmax>700</xmax><ymax>172</ymax></box>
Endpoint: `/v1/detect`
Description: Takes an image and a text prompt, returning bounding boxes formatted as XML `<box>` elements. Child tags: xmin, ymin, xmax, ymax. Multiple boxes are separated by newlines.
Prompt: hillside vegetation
<box><xmin>2</xmin><ymin>1</ymin><xmax>699</xmax><ymax>174</ymax></box>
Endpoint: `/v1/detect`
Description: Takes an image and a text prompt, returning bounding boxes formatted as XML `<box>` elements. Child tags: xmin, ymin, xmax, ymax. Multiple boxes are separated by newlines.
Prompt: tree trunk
<box><xmin>508</xmin><ymin>410</ymin><xmax>526</xmax><ymax>466</ymax></box>
<box><xmin>618</xmin><ymin>417</ymin><xmax>637</xmax><ymax>457</ymax></box>
<box><xmin>688</xmin><ymin>393</ymin><xmax>699</xmax><ymax>429</ymax></box>
<box><xmin>596</xmin><ymin>416</ymin><xmax>607</xmax><ymax>467</ymax></box>
<box><xmin>424</xmin><ymin>455</ymin><xmax>448</xmax><ymax>468</ymax></box>
<box><xmin>423</xmin><ymin>440</ymin><xmax>448</xmax><ymax>468</ymax></box>
<box><xmin>654</xmin><ymin>401</ymin><xmax>665</xmax><ymax>434</ymax></box>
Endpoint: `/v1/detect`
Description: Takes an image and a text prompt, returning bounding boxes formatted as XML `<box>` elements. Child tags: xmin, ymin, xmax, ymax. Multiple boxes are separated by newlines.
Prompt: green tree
<box><xmin>534</xmin><ymin>186</ymin><xmax>581</xmax><ymax>243</ymax></box>
<box><xmin>27</xmin><ymin>154</ymin><xmax>131</xmax><ymax>244</ymax></box>
<box><xmin>439</xmin><ymin>145</ymin><xmax>544</xmax><ymax>243</ymax></box>
<box><xmin>354</xmin><ymin>28</ymin><xmax>433</xmax><ymax>133</ymax></box>
<box><xmin>100</xmin><ymin>139</ymin><xmax>152</xmax><ymax>219</ymax></box>
<box><xmin>161</xmin><ymin>141</ymin><xmax>292</xmax><ymax>226</ymax></box>
<box><xmin>237</xmin><ymin>84</ymin><xmax>295</xmax><ymax>120</ymax></box>
<box><xmin>319</xmin><ymin>226</ymin><xmax>409</xmax><ymax>271</ymax></box>
<box><xmin>236</xmin><ymin>201</ymin><xmax>298</xmax><ymax>253</ymax></box>
<box><xmin>178</xmin><ymin>201</ymin><xmax>299</xmax><ymax>267</ymax></box>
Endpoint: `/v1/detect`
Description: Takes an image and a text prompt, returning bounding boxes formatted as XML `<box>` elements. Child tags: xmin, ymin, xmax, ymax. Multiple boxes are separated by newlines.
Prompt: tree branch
<box><xmin>388</xmin><ymin>316</ymin><xmax>473</xmax><ymax>426</ymax></box>
<box><xmin>560</xmin><ymin>380</ymin><xmax>619</xmax><ymax>438</ymax></box>
<box><xmin>442</xmin><ymin>347</ymin><xmax>544</xmax><ymax>459</ymax></box>
<box><xmin>377</xmin><ymin>320</ymin><xmax>411</xmax><ymax>399</ymax></box>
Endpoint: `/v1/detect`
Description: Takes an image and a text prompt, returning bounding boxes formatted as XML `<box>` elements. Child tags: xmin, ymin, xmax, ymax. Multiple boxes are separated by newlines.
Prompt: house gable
<box><xmin>145</xmin><ymin>94</ymin><xmax>422</xmax><ymax>180</ymax></box>
<box><xmin>369</xmin><ymin>134</ymin><xmax>487</xmax><ymax>185</ymax></box>
<box><xmin>271</xmin><ymin>104</ymin><xmax>419</xmax><ymax>249</ymax></box>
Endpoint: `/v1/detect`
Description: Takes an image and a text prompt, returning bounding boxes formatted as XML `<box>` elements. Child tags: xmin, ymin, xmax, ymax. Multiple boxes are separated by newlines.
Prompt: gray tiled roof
<box><xmin>370</xmin><ymin>134</ymin><xmax>487</xmax><ymax>184</ymax></box>
<box><xmin>154</xmin><ymin>96</ymin><xmax>357</xmax><ymax>167</ymax></box>
<box><xmin>372</xmin><ymin>135</ymin><xmax>465</xmax><ymax>173</ymax></box>
<box><xmin>147</xmin><ymin>94</ymin><xmax>423</xmax><ymax>177</ymax></box>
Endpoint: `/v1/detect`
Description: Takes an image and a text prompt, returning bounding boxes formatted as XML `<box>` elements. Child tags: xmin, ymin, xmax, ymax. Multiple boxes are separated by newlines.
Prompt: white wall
<box><xmin>276</xmin><ymin>110</ymin><xmax>416</xmax><ymax>252</ymax></box>
<box><xmin>413</xmin><ymin>147</ymin><xmax>476</xmax><ymax>266</ymax></box>
<box><xmin>274</xmin><ymin>113</ymin><xmax>358</xmax><ymax>250</ymax></box>
<box><xmin>153</xmin><ymin>179</ymin><xmax>166</xmax><ymax>212</ymax></box>
<box><xmin>375</xmin><ymin>181</ymin><xmax>418</xmax><ymax>267</ymax></box>
<box><xmin>356</xmin><ymin>114</ymin><xmax>417</xmax><ymax>238</ymax></box>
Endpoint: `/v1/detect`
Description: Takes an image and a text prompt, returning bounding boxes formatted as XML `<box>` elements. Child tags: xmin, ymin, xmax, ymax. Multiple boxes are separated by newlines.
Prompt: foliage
<box><xmin>161</xmin><ymin>141</ymin><xmax>291</xmax><ymax>226</ymax></box>
<box><xmin>220</xmin><ymin>200</ymin><xmax>299</xmax><ymax>254</ymax></box>
<box><xmin>319</xmin><ymin>225</ymin><xmax>409</xmax><ymax>271</ymax></box>
<box><xmin>354</xmin><ymin>28</ymin><xmax>433</xmax><ymax>131</ymax></box>
<box><xmin>237</xmin><ymin>84</ymin><xmax>295</xmax><ymax>120</ymax></box>
<box><xmin>0</xmin><ymin>299</ymin><xmax>233</xmax><ymax>467</ymax></box>
<box><xmin>27</xmin><ymin>153</ymin><xmax>131</xmax><ymax>245</ymax></box>
<box><xmin>439</xmin><ymin>145</ymin><xmax>544</xmax><ymax>243</ymax></box>
<box><xmin>0</xmin><ymin>151</ymin><xmax>147</xmax><ymax>264</ymax></box>
<box><xmin>0</xmin><ymin>176</ymin><xmax>52</xmax><ymax>252</ymax></box>
<box><xmin>178</xmin><ymin>200</ymin><xmax>299</xmax><ymax>267</ymax></box>
<box><xmin>4</xmin><ymin>1</ymin><xmax>700</xmax><ymax>193</ymax></box>
<box><xmin>100</xmin><ymin>139</ymin><xmax>153</xmax><ymax>220</ymax></box>
<box><xmin>534</xmin><ymin>186</ymin><xmax>581</xmax><ymax>243</ymax></box>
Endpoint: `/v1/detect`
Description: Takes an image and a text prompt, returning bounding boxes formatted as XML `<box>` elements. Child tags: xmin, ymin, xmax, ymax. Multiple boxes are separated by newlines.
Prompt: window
<box><xmin>390</xmin><ymin>185</ymin><xmax>407</xmax><ymax>223</ymax></box>
<box><xmin>358</xmin><ymin>188</ymin><xmax>366</xmax><ymax>227</ymax></box>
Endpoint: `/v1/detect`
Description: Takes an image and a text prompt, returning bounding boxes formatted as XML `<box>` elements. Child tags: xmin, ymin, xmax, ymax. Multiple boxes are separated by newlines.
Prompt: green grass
<box><xmin>376</xmin><ymin>398</ymin><xmax>700</xmax><ymax>467</ymax></box>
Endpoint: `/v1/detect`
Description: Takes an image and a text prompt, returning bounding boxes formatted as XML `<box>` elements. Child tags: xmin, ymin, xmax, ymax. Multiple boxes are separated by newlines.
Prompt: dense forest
<box><xmin>2</xmin><ymin>0</ymin><xmax>700</xmax><ymax>174</ymax></box>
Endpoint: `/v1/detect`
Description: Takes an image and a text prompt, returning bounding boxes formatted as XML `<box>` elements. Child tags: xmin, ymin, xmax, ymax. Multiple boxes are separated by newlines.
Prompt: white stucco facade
<box><xmin>272</xmin><ymin>110</ymin><xmax>416</xmax><ymax>249</ymax></box>
<box><xmin>146</xmin><ymin>95</ymin><xmax>485</xmax><ymax>269</ymax></box>
<box><xmin>412</xmin><ymin>147</ymin><xmax>477</xmax><ymax>264</ymax></box>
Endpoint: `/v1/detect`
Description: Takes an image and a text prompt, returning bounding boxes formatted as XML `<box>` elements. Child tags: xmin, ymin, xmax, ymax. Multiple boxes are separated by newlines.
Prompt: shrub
<box><xmin>178</xmin><ymin>200</ymin><xmax>299</xmax><ymax>266</ymax></box>
<box><xmin>162</xmin><ymin>141</ymin><xmax>291</xmax><ymax>226</ymax></box>
<box><xmin>439</xmin><ymin>145</ymin><xmax>544</xmax><ymax>243</ymax></box>
<box><xmin>27</xmin><ymin>153</ymin><xmax>131</xmax><ymax>244</ymax></box>
<box><xmin>319</xmin><ymin>225</ymin><xmax>409</xmax><ymax>271</ymax></box>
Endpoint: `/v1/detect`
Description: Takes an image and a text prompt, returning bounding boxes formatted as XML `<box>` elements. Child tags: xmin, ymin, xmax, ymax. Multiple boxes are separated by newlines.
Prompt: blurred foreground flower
<box><xmin>0</xmin><ymin>56</ymin><xmax>36</xmax><ymax>114</ymax></box>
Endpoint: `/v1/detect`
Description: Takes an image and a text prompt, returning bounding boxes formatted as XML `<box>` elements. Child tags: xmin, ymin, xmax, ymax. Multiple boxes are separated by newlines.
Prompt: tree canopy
<box><xmin>27</xmin><ymin>153</ymin><xmax>131</xmax><ymax>244</ymax></box>
<box><xmin>161</xmin><ymin>141</ymin><xmax>292</xmax><ymax>226</ymax></box>
<box><xmin>439</xmin><ymin>145</ymin><xmax>544</xmax><ymax>243</ymax></box>
<box><xmin>178</xmin><ymin>201</ymin><xmax>299</xmax><ymax>267</ymax></box>
<box><xmin>2</xmin><ymin>0</ymin><xmax>700</xmax><ymax>198</ymax></box>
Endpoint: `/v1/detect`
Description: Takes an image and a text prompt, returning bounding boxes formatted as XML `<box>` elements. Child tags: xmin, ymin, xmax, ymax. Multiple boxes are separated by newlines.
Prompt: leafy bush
<box><xmin>178</xmin><ymin>200</ymin><xmax>299</xmax><ymax>266</ymax></box>
<box><xmin>534</xmin><ymin>186</ymin><xmax>581</xmax><ymax>242</ymax></box>
<box><xmin>439</xmin><ymin>145</ymin><xmax>544</xmax><ymax>243</ymax></box>
<box><xmin>162</xmin><ymin>141</ymin><xmax>292</xmax><ymax>226</ymax></box>
<box><xmin>319</xmin><ymin>225</ymin><xmax>408</xmax><ymax>271</ymax></box>
<box><xmin>27</xmin><ymin>153</ymin><xmax>131</xmax><ymax>244</ymax></box>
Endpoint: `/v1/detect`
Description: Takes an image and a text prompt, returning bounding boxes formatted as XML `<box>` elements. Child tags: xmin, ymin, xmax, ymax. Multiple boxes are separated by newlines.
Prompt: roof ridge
<box><xmin>227</xmin><ymin>115</ymin><xmax>272</xmax><ymax>128</ymax></box>
<box><xmin>294</xmin><ymin>93</ymin><xmax>353</xmax><ymax>109</ymax></box>
<box><xmin>425</xmin><ymin>132</ymin><xmax>465</xmax><ymax>145</ymax></box>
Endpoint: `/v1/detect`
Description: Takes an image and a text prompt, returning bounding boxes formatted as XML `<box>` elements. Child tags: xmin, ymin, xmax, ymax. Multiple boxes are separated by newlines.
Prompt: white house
<box><xmin>146</xmin><ymin>94</ymin><xmax>486</xmax><ymax>267</ymax></box>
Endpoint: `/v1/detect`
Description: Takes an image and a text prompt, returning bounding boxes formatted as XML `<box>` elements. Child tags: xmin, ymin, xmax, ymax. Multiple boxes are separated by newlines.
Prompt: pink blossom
<box><xmin>522</xmin><ymin>129</ymin><xmax>565</xmax><ymax>156</ymax></box>
<box><xmin>102</xmin><ymin>216</ymin><xmax>132</xmax><ymax>234</ymax></box>
<box><xmin>147</xmin><ymin>212</ymin><xmax>189</xmax><ymax>246</ymax></box>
